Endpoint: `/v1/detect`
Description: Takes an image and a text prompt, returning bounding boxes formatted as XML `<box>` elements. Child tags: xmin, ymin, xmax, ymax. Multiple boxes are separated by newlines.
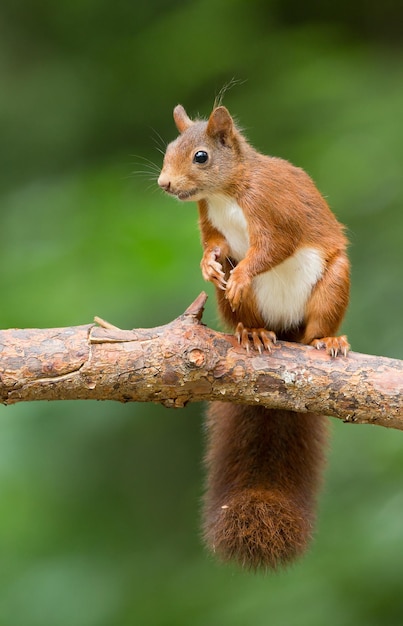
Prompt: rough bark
<box><xmin>0</xmin><ymin>293</ymin><xmax>402</xmax><ymax>430</ymax></box>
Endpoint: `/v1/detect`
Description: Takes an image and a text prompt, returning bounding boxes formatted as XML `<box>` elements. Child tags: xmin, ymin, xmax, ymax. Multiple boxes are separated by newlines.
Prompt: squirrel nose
<box><xmin>158</xmin><ymin>173</ymin><xmax>171</xmax><ymax>191</ymax></box>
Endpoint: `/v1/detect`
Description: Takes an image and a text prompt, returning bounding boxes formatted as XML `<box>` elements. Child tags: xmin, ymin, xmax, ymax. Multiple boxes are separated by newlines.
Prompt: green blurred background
<box><xmin>1</xmin><ymin>1</ymin><xmax>403</xmax><ymax>624</ymax></box>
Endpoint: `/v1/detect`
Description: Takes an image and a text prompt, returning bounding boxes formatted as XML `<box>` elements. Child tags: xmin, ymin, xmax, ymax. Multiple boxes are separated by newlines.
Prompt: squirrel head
<box><xmin>158</xmin><ymin>105</ymin><xmax>244</xmax><ymax>202</ymax></box>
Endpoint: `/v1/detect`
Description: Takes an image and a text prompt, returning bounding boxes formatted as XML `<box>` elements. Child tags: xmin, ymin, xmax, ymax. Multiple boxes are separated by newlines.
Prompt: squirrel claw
<box><xmin>311</xmin><ymin>335</ymin><xmax>350</xmax><ymax>358</ymax></box>
<box><xmin>201</xmin><ymin>252</ymin><xmax>227</xmax><ymax>290</ymax></box>
<box><xmin>235</xmin><ymin>323</ymin><xmax>276</xmax><ymax>353</ymax></box>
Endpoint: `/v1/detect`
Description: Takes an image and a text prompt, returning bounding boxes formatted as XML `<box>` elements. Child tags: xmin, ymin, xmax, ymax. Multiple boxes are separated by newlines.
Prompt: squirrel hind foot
<box><xmin>235</xmin><ymin>323</ymin><xmax>277</xmax><ymax>353</ymax></box>
<box><xmin>310</xmin><ymin>335</ymin><xmax>350</xmax><ymax>358</ymax></box>
<box><xmin>203</xmin><ymin>490</ymin><xmax>313</xmax><ymax>571</ymax></box>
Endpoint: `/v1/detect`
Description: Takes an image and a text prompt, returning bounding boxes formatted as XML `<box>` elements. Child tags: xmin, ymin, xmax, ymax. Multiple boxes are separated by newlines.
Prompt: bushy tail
<box><xmin>202</xmin><ymin>402</ymin><xmax>328</xmax><ymax>570</ymax></box>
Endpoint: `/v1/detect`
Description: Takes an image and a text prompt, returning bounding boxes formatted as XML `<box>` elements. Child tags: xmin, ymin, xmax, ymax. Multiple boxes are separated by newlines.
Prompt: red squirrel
<box><xmin>158</xmin><ymin>104</ymin><xmax>350</xmax><ymax>570</ymax></box>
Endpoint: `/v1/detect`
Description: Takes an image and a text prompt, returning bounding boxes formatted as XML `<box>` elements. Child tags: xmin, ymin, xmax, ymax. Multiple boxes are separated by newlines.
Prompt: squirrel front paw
<box><xmin>225</xmin><ymin>265</ymin><xmax>251</xmax><ymax>310</ymax></box>
<box><xmin>200</xmin><ymin>247</ymin><xmax>226</xmax><ymax>290</ymax></box>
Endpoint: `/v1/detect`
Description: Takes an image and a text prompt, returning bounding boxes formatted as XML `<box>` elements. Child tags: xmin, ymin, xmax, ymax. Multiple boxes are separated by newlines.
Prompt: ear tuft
<box><xmin>206</xmin><ymin>106</ymin><xmax>234</xmax><ymax>143</ymax></box>
<box><xmin>173</xmin><ymin>105</ymin><xmax>193</xmax><ymax>133</ymax></box>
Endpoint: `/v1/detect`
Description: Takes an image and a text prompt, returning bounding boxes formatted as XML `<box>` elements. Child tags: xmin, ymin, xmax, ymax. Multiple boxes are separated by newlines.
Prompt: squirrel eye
<box><xmin>193</xmin><ymin>150</ymin><xmax>209</xmax><ymax>164</ymax></box>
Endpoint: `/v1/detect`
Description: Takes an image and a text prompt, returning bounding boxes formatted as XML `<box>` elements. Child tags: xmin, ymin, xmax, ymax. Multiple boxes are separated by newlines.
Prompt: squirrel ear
<box><xmin>173</xmin><ymin>105</ymin><xmax>193</xmax><ymax>133</ymax></box>
<box><xmin>206</xmin><ymin>106</ymin><xmax>234</xmax><ymax>144</ymax></box>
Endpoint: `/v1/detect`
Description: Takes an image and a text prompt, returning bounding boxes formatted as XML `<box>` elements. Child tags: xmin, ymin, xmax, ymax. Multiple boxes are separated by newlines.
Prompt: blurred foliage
<box><xmin>0</xmin><ymin>1</ymin><xmax>403</xmax><ymax>624</ymax></box>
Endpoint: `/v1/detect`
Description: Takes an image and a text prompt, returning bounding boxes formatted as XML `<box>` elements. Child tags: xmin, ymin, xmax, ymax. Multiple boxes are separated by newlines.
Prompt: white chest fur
<box><xmin>207</xmin><ymin>195</ymin><xmax>249</xmax><ymax>261</ymax></box>
<box><xmin>253</xmin><ymin>248</ymin><xmax>324</xmax><ymax>330</ymax></box>
<box><xmin>207</xmin><ymin>195</ymin><xmax>325</xmax><ymax>331</ymax></box>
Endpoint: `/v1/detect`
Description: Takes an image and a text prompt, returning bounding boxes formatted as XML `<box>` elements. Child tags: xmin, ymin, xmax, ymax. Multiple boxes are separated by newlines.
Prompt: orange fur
<box><xmin>158</xmin><ymin>104</ymin><xmax>350</xmax><ymax>569</ymax></box>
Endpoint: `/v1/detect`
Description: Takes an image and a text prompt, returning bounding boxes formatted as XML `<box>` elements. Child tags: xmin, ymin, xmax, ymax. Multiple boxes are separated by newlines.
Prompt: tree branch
<box><xmin>1</xmin><ymin>293</ymin><xmax>402</xmax><ymax>430</ymax></box>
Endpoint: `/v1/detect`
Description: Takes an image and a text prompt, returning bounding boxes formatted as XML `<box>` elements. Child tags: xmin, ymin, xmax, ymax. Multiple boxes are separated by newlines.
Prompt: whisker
<box><xmin>270</xmin><ymin>266</ymin><xmax>287</xmax><ymax>288</ymax></box>
<box><xmin>131</xmin><ymin>163</ymin><xmax>160</xmax><ymax>173</ymax></box>
<box><xmin>130</xmin><ymin>154</ymin><xmax>160</xmax><ymax>169</ymax></box>
<box><xmin>129</xmin><ymin>154</ymin><xmax>160</xmax><ymax>178</ymax></box>
<box><xmin>150</xmin><ymin>127</ymin><xmax>167</xmax><ymax>151</ymax></box>
<box><xmin>130</xmin><ymin>170</ymin><xmax>159</xmax><ymax>179</ymax></box>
